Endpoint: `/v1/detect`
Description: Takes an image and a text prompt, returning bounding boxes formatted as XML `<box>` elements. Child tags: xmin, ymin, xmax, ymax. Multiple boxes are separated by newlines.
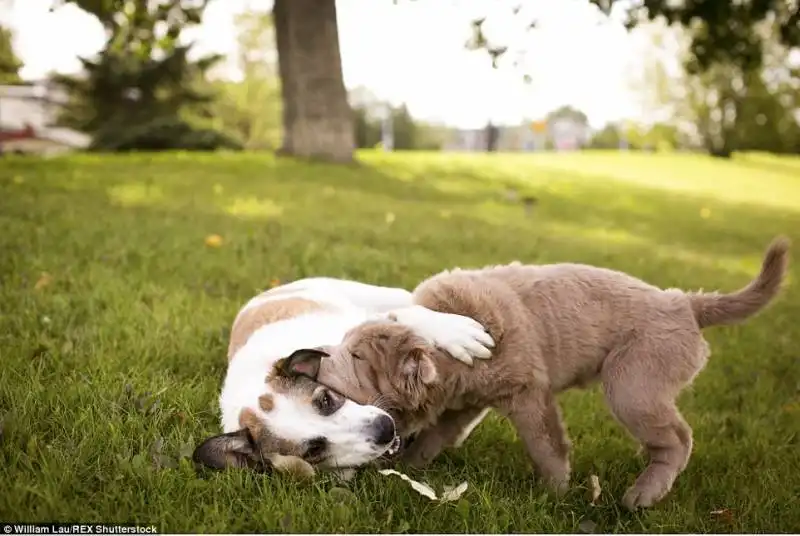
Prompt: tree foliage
<box><xmin>459</xmin><ymin>0</ymin><xmax>799</xmax><ymax>75</ymax></box>
<box><xmin>50</xmin><ymin>0</ymin><xmax>240</xmax><ymax>151</ymax></box>
<box><xmin>205</xmin><ymin>10</ymin><xmax>283</xmax><ymax>150</ymax></box>
<box><xmin>0</xmin><ymin>24</ymin><xmax>22</xmax><ymax>85</ymax></box>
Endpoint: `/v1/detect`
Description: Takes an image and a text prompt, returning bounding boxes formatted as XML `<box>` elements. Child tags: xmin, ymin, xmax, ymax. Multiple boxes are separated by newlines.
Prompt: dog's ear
<box><xmin>193</xmin><ymin>429</ymin><xmax>259</xmax><ymax>470</ymax></box>
<box><xmin>402</xmin><ymin>345</ymin><xmax>438</xmax><ymax>385</ymax></box>
<box><xmin>276</xmin><ymin>348</ymin><xmax>329</xmax><ymax>380</ymax></box>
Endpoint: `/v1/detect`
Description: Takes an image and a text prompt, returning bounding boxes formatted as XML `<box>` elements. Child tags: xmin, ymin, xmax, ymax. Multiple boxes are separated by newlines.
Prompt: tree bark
<box><xmin>273</xmin><ymin>0</ymin><xmax>355</xmax><ymax>163</ymax></box>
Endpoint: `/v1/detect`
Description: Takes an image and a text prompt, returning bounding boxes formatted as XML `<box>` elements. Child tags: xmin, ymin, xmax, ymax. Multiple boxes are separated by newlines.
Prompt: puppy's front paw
<box><xmin>388</xmin><ymin>306</ymin><xmax>495</xmax><ymax>366</ymax></box>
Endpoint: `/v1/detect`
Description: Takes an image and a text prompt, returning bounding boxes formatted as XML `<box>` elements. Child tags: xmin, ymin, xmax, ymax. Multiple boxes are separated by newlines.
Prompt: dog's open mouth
<box><xmin>385</xmin><ymin>435</ymin><xmax>401</xmax><ymax>456</ymax></box>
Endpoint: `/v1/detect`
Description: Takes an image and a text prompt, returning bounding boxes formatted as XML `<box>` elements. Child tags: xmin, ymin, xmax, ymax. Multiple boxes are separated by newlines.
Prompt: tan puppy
<box><xmin>308</xmin><ymin>237</ymin><xmax>789</xmax><ymax>509</ymax></box>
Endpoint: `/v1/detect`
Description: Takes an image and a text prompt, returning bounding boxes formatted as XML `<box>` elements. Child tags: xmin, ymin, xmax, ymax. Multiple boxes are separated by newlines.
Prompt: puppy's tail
<box><xmin>689</xmin><ymin>236</ymin><xmax>789</xmax><ymax>329</ymax></box>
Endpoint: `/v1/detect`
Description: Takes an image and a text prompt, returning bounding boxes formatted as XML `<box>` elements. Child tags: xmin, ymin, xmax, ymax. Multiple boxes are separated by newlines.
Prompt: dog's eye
<box><xmin>351</xmin><ymin>352</ymin><xmax>362</xmax><ymax>360</ymax></box>
<box><xmin>314</xmin><ymin>389</ymin><xmax>340</xmax><ymax>416</ymax></box>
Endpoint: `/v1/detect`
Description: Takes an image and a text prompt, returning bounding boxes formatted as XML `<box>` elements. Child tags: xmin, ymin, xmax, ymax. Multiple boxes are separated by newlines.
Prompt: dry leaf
<box><xmin>379</xmin><ymin>469</ymin><xmax>437</xmax><ymax>500</ymax></box>
<box><xmin>323</xmin><ymin>186</ymin><xmax>336</xmax><ymax>196</ymax></box>
<box><xmin>710</xmin><ymin>508</ymin><xmax>735</xmax><ymax>525</ymax></box>
<box><xmin>34</xmin><ymin>272</ymin><xmax>53</xmax><ymax>291</ymax></box>
<box><xmin>441</xmin><ymin>481</ymin><xmax>469</xmax><ymax>502</ymax></box>
<box><xmin>204</xmin><ymin>234</ymin><xmax>223</xmax><ymax>247</ymax></box>
<box><xmin>378</xmin><ymin>469</ymin><xmax>467</xmax><ymax>503</ymax></box>
<box><xmin>439</xmin><ymin>209</ymin><xmax>452</xmax><ymax>219</ymax></box>
<box><xmin>269</xmin><ymin>278</ymin><xmax>281</xmax><ymax>288</ymax></box>
<box><xmin>589</xmin><ymin>474</ymin><xmax>601</xmax><ymax>504</ymax></box>
<box><xmin>385</xmin><ymin>212</ymin><xmax>396</xmax><ymax>224</ymax></box>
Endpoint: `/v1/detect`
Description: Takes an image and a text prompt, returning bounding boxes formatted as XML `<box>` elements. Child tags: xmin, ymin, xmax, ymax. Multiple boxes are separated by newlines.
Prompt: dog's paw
<box><xmin>386</xmin><ymin>305</ymin><xmax>495</xmax><ymax>365</ymax></box>
<box><xmin>621</xmin><ymin>482</ymin><xmax>668</xmax><ymax>510</ymax></box>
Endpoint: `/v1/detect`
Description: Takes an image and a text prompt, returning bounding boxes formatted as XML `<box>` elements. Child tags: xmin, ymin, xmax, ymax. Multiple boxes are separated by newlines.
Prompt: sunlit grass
<box><xmin>0</xmin><ymin>150</ymin><xmax>798</xmax><ymax>533</ymax></box>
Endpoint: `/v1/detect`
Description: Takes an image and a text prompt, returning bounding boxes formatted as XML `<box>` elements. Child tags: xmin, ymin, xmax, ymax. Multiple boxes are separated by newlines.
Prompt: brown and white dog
<box><xmin>192</xmin><ymin>277</ymin><xmax>494</xmax><ymax>478</ymax></box>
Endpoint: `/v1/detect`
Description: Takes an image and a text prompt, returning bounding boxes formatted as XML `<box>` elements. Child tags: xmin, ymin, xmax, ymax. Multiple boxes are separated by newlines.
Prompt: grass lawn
<box><xmin>1</xmin><ymin>149</ymin><xmax>798</xmax><ymax>533</ymax></box>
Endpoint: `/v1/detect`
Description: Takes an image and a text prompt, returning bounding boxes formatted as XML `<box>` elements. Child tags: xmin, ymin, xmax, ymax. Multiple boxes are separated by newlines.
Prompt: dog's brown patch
<box><xmin>239</xmin><ymin>407</ymin><xmax>266</xmax><ymax>438</ymax></box>
<box><xmin>259</xmin><ymin>393</ymin><xmax>275</xmax><ymax>412</ymax></box>
<box><xmin>228</xmin><ymin>297</ymin><xmax>329</xmax><ymax>360</ymax></box>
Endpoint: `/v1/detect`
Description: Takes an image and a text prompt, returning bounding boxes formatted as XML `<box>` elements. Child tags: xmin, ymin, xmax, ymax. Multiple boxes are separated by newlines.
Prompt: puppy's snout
<box><xmin>370</xmin><ymin>414</ymin><xmax>396</xmax><ymax>446</ymax></box>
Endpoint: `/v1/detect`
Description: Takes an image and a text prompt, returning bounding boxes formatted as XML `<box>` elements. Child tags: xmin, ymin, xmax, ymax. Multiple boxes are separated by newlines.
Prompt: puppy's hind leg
<box><xmin>497</xmin><ymin>389</ymin><xmax>571</xmax><ymax>494</ymax></box>
<box><xmin>602</xmin><ymin>336</ymin><xmax>702</xmax><ymax>510</ymax></box>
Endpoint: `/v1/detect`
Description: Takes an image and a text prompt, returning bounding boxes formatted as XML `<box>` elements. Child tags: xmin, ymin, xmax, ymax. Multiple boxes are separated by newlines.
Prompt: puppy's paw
<box><xmin>387</xmin><ymin>305</ymin><xmax>495</xmax><ymax>365</ymax></box>
<box><xmin>621</xmin><ymin>482</ymin><xmax>668</xmax><ymax>510</ymax></box>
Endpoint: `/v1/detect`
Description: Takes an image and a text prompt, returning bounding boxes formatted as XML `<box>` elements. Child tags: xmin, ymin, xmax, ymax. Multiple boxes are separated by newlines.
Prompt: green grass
<box><xmin>1</xmin><ymin>149</ymin><xmax>799</xmax><ymax>533</ymax></box>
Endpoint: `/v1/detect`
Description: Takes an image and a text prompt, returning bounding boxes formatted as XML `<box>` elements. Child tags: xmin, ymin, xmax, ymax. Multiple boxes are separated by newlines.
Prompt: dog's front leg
<box><xmin>402</xmin><ymin>407</ymin><xmax>488</xmax><ymax>468</ymax></box>
<box><xmin>378</xmin><ymin>305</ymin><xmax>495</xmax><ymax>365</ymax></box>
<box><xmin>496</xmin><ymin>389</ymin><xmax>572</xmax><ymax>495</ymax></box>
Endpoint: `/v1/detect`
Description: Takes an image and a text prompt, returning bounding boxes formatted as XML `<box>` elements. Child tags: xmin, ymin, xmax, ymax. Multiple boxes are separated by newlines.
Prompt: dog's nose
<box><xmin>371</xmin><ymin>414</ymin><xmax>396</xmax><ymax>445</ymax></box>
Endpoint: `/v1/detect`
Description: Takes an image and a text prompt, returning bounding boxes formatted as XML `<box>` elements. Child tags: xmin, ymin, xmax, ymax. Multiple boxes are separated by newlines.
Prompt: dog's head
<box><xmin>316</xmin><ymin>320</ymin><xmax>441</xmax><ymax>433</ymax></box>
<box><xmin>193</xmin><ymin>348</ymin><xmax>400</xmax><ymax>473</ymax></box>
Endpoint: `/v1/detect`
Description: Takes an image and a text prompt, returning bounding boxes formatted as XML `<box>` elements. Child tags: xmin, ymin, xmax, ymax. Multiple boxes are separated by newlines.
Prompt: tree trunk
<box><xmin>273</xmin><ymin>0</ymin><xmax>355</xmax><ymax>163</ymax></box>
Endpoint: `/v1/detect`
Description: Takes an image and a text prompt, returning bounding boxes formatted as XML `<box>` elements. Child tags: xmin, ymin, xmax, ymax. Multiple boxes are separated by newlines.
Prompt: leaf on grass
<box><xmin>385</xmin><ymin>212</ymin><xmax>396</xmax><ymax>224</ymax></box>
<box><xmin>269</xmin><ymin>278</ymin><xmax>281</xmax><ymax>288</ymax></box>
<box><xmin>378</xmin><ymin>469</ymin><xmax>437</xmax><ymax>500</ymax></box>
<box><xmin>711</xmin><ymin>508</ymin><xmax>735</xmax><ymax>524</ymax></box>
<box><xmin>441</xmin><ymin>482</ymin><xmax>469</xmax><ymax>502</ymax></box>
<box><xmin>378</xmin><ymin>469</ymin><xmax>468</xmax><ymax>503</ymax></box>
<box><xmin>34</xmin><ymin>272</ymin><xmax>53</xmax><ymax>291</ymax></box>
<box><xmin>589</xmin><ymin>474</ymin><xmax>601</xmax><ymax>504</ymax></box>
<box><xmin>60</xmin><ymin>340</ymin><xmax>74</xmax><ymax>354</ymax></box>
<box><xmin>204</xmin><ymin>234</ymin><xmax>223</xmax><ymax>247</ymax></box>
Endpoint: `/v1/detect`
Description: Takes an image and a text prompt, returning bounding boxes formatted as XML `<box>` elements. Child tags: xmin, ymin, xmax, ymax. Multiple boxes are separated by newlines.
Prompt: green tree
<box><xmin>0</xmin><ymin>25</ymin><xmax>22</xmax><ymax>84</ymax></box>
<box><xmin>207</xmin><ymin>10</ymin><xmax>283</xmax><ymax>150</ymax></box>
<box><xmin>51</xmin><ymin>0</ymin><xmax>239</xmax><ymax>151</ymax></box>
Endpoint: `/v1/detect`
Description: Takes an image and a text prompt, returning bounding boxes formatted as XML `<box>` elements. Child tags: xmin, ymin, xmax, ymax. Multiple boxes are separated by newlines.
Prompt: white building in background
<box><xmin>548</xmin><ymin>116</ymin><xmax>591</xmax><ymax>151</ymax></box>
<box><xmin>0</xmin><ymin>81</ymin><xmax>90</xmax><ymax>155</ymax></box>
<box><xmin>444</xmin><ymin>119</ymin><xmax>590</xmax><ymax>152</ymax></box>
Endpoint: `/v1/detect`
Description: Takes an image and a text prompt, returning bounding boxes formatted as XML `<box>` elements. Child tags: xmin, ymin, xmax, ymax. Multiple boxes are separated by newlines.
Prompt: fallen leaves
<box><xmin>378</xmin><ymin>469</ymin><xmax>468</xmax><ymax>502</ymax></box>
<box><xmin>34</xmin><ymin>272</ymin><xmax>53</xmax><ymax>291</ymax></box>
<box><xmin>204</xmin><ymin>234</ymin><xmax>223</xmax><ymax>247</ymax></box>
<box><xmin>711</xmin><ymin>508</ymin><xmax>735</xmax><ymax>525</ymax></box>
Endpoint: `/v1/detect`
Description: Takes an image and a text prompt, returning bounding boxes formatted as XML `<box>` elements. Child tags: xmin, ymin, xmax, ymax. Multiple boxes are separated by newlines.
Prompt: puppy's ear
<box><xmin>193</xmin><ymin>428</ymin><xmax>260</xmax><ymax>470</ymax></box>
<box><xmin>402</xmin><ymin>346</ymin><xmax>438</xmax><ymax>385</ymax></box>
<box><xmin>276</xmin><ymin>348</ymin><xmax>329</xmax><ymax>380</ymax></box>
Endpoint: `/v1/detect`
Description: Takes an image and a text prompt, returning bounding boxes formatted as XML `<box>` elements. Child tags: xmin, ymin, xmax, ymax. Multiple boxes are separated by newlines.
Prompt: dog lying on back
<box><xmin>298</xmin><ymin>237</ymin><xmax>789</xmax><ymax>509</ymax></box>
